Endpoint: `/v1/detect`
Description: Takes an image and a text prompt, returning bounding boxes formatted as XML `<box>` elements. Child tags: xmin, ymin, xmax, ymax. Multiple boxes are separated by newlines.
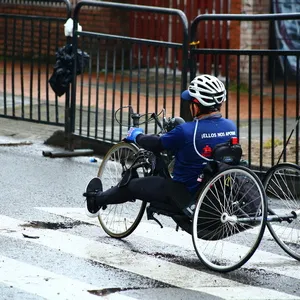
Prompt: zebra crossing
<box><xmin>0</xmin><ymin>255</ymin><xmax>109</xmax><ymax>300</ymax></box>
<box><xmin>0</xmin><ymin>207</ymin><xmax>300</xmax><ymax>300</ymax></box>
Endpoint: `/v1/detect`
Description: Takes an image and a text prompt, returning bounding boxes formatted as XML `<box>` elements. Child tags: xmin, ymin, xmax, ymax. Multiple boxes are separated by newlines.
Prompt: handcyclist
<box><xmin>83</xmin><ymin>74</ymin><xmax>239</xmax><ymax>219</ymax></box>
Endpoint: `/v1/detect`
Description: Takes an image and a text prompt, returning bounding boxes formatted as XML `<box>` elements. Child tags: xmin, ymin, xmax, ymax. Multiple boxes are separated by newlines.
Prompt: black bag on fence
<box><xmin>49</xmin><ymin>44</ymin><xmax>89</xmax><ymax>97</ymax></box>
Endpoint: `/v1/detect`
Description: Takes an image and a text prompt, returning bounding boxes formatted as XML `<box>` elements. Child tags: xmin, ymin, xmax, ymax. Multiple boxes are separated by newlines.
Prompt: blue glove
<box><xmin>126</xmin><ymin>127</ymin><xmax>144</xmax><ymax>143</ymax></box>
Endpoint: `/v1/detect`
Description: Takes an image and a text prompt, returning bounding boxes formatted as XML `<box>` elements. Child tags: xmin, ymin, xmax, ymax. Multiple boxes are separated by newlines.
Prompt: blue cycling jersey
<box><xmin>160</xmin><ymin>114</ymin><xmax>237</xmax><ymax>195</ymax></box>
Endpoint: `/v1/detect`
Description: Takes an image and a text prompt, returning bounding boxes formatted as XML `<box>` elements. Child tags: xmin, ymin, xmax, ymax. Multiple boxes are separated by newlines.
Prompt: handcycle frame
<box><xmin>261</xmin><ymin>115</ymin><xmax>300</xmax><ymax>261</ymax></box>
<box><xmin>96</xmin><ymin>105</ymin><xmax>300</xmax><ymax>272</ymax></box>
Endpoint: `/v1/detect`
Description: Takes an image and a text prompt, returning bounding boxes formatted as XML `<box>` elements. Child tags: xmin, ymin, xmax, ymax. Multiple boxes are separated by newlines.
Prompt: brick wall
<box><xmin>229</xmin><ymin>0</ymin><xmax>242</xmax><ymax>80</ymax></box>
<box><xmin>75</xmin><ymin>6</ymin><xmax>131</xmax><ymax>69</ymax></box>
<box><xmin>0</xmin><ymin>3</ymin><xmax>130</xmax><ymax>62</ymax></box>
<box><xmin>1</xmin><ymin>1</ymin><xmax>271</xmax><ymax>78</ymax></box>
<box><xmin>0</xmin><ymin>4</ymin><xmax>69</xmax><ymax>59</ymax></box>
<box><xmin>230</xmin><ymin>0</ymin><xmax>271</xmax><ymax>84</ymax></box>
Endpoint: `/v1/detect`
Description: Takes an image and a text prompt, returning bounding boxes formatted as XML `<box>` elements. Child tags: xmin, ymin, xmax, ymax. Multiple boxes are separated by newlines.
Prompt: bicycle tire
<box><xmin>263</xmin><ymin>162</ymin><xmax>300</xmax><ymax>261</ymax></box>
<box><xmin>97</xmin><ymin>142</ymin><xmax>147</xmax><ymax>238</ymax></box>
<box><xmin>192</xmin><ymin>166</ymin><xmax>267</xmax><ymax>272</ymax></box>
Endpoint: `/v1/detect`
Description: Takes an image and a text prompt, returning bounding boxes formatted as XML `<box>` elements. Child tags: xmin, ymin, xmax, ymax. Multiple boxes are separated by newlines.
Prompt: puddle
<box><xmin>0</xmin><ymin>141</ymin><xmax>33</xmax><ymax>146</ymax></box>
<box><xmin>88</xmin><ymin>287</ymin><xmax>146</xmax><ymax>296</ymax></box>
<box><xmin>285</xmin><ymin>241</ymin><xmax>300</xmax><ymax>250</ymax></box>
<box><xmin>131</xmin><ymin>249</ymin><xmax>178</xmax><ymax>260</ymax></box>
<box><xmin>21</xmin><ymin>220</ymin><xmax>82</xmax><ymax>230</ymax></box>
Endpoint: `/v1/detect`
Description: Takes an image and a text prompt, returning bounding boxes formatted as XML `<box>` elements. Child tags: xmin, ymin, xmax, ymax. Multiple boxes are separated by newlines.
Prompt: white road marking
<box><xmin>37</xmin><ymin>207</ymin><xmax>300</xmax><ymax>280</ymax></box>
<box><xmin>0</xmin><ymin>255</ymin><xmax>134</xmax><ymax>300</ymax></box>
<box><xmin>1</xmin><ymin>214</ymin><xmax>299</xmax><ymax>300</ymax></box>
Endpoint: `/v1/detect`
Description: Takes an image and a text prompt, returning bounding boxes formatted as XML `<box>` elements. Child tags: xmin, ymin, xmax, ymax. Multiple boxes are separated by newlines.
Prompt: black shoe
<box><xmin>172</xmin><ymin>215</ymin><xmax>192</xmax><ymax>234</ymax></box>
<box><xmin>83</xmin><ymin>177</ymin><xmax>103</xmax><ymax>218</ymax></box>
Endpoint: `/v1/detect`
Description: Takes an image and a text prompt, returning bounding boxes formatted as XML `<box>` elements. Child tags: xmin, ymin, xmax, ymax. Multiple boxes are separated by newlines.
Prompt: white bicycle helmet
<box><xmin>181</xmin><ymin>74</ymin><xmax>226</xmax><ymax>107</ymax></box>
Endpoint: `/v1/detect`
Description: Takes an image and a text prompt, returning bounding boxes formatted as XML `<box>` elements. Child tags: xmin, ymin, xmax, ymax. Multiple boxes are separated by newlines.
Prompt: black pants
<box><xmin>96</xmin><ymin>176</ymin><xmax>192</xmax><ymax>214</ymax></box>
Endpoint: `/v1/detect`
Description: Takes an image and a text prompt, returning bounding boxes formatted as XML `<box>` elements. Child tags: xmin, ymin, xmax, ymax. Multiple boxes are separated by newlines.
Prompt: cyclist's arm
<box><xmin>136</xmin><ymin>125</ymin><xmax>185</xmax><ymax>153</ymax></box>
<box><xmin>160</xmin><ymin>125</ymin><xmax>185</xmax><ymax>151</ymax></box>
<box><xmin>136</xmin><ymin>134</ymin><xmax>164</xmax><ymax>153</ymax></box>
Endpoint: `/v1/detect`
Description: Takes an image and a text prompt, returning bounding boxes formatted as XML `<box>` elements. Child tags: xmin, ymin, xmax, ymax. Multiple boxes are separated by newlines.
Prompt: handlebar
<box><xmin>151</xmin><ymin>112</ymin><xmax>164</xmax><ymax>132</ymax></box>
<box><xmin>114</xmin><ymin>105</ymin><xmax>169</xmax><ymax>134</ymax></box>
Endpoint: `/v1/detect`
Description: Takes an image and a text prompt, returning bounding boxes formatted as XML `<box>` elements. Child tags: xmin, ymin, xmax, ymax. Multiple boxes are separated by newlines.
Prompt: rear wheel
<box><xmin>97</xmin><ymin>142</ymin><xmax>146</xmax><ymax>238</ymax></box>
<box><xmin>192</xmin><ymin>166</ymin><xmax>267</xmax><ymax>272</ymax></box>
<box><xmin>263</xmin><ymin>163</ymin><xmax>300</xmax><ymax>261</ymax></box>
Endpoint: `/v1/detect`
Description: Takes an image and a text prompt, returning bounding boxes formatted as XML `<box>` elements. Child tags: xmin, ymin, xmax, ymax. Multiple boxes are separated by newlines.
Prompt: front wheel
<box><xmin>263</xmin><ymin>163</ymin><xmax>300</xmax><ymax>261</ymax></box>
<box><xmin>97</xmin><ymin>142</ymin><xmax>146</xmax><ymax>238</ymax></box>
<box><xmin>192</xmin><ymin>166</ymin><xmax>267</xmax><ymax>272</ymax></box>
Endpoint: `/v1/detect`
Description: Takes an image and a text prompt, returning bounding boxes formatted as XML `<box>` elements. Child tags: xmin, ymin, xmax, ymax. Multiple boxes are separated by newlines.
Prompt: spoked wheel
<box><xmin>263</xmin><ymin>163</ymin><xmax>300</xmax><ymax>261</ymax></box>
<box><xmin>192</xmin><ymin>166</ymin><xmax>267</xmax><ymax>272</ymax></box>
<box><xmin>97</xmin><ymin>142</ymin><xmax>146</xmax><ymax>238</ymax></box>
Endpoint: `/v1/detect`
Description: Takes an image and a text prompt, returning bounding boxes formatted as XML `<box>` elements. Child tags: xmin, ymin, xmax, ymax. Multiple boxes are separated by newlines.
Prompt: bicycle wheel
<box><xmin>192</xmin><ymin>166</ymin><xmax>267</xmax><ymax>272</ymax></box>
<box><xmin>97</xmin><ymin>142</ymin><xmax>147</xmax><ymax>238</ymax></box>
<box><xmin>263</xmin><ymin>163</ymin><xmax>300</xmax><ymax>260</ymax></box>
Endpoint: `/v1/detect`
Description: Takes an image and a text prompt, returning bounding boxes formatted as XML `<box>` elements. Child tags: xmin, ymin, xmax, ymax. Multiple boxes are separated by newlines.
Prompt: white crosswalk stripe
<box><xmin>37</xmin><ymin>207</ymin><xmax>300</xmax><ymax>280</ymax></box>
<box><xmin>0</xmin><ymin>255</ymin><xmax>127</xmax><ymax>300</ymax></box>
<box><xmin>0</xmin><ymin>210</ymin><xmax>299</xmax><ymax>300</ymax></box>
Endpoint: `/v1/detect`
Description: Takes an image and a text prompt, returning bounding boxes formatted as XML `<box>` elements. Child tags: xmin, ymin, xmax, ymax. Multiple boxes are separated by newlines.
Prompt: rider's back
<box><xmin>161</xmin><ymin>115</ymin><xmax>238</xmax><ymax>194</ymax></box>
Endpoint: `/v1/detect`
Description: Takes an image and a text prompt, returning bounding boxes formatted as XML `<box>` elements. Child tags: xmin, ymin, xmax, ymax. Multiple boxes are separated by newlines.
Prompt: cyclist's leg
<box><xmin>95</xmin><ymin>176</ymin><xmax>171</xmax><ymax>207</ymax></box>
<box><xmin>165</xmin><ymin>179</ymin><xmax>192</xmax><ymax>210</ymax></box>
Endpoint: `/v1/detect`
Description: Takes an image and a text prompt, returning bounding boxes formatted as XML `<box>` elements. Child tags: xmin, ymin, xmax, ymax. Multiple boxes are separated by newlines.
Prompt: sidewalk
<box><xmin>1</xmin><ymin>61</ymin><xmax>299</xmax><ymax>122</ymax></box>
<box><xmin>1</xmin><ymin>61</ymin><xmax>299</xmax><ymax>163</ymax></box>
<box><xmin>1</xmin><ymin>107</ymin><xmax>299</xmax><ymax>169</ymax></box>
<box><xmin>0</xmin><ymin>117</ymin><xmax>62</xmax><ymax>145</ymax></box>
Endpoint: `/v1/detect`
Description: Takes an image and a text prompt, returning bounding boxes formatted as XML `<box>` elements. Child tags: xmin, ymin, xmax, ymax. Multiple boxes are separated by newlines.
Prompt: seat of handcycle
<box><xmin>147</xmin><ymin>138</ymin><xmax>243</xmax><ymax>234</ymax></box>
<box><xmin>201</xmin><ymin>137</ymin><xmax>243</xmax><ymax>176</ymax></box>
<box><xmin>168</xmin><ymin>137</ymin><xmax>243</xmax><ymax>208</ymax></box>
<box><xmin>212</xmin><ymin>137</ymin><xmax>242</xmax><ymax>166</ymax></box>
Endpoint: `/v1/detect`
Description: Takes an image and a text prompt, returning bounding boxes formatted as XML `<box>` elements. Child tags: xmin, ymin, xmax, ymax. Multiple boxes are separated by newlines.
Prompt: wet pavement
<box><xmin>0</xmin><ymin>126</ymin><xmax>300</xmax><ymax>299</ymax></box>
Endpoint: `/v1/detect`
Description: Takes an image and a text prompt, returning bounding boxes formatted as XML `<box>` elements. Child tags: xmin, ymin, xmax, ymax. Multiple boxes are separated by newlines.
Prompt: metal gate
<box><xmin>0</xmin><ymin>0</ymin><xmax>71</xmax><ymax>126</ymax></box>
<box><xmin>70</xmin><ymin>0</ymin><xmax>189</xmax><ymax>147</ymax></box>
<box><xmin>130</xmin><ymin>0</ymin><xmax>229</xmax><ymax>72</ymax></box>
<box><xmin>2</xmin><ymin>1</ymin><xmax>300</xmax><ymax>171</ymax></box>
<box><xmin>190</xmin><ymin>13</ymin><xmax>300</xmax><ymax>170</ymax></box>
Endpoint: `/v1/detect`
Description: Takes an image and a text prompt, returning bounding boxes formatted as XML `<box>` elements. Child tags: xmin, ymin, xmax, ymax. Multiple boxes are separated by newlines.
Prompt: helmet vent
<box><xmin>206</xmin><ymin>82</ymin><xmax>215</xmax><ymax>90</ymax></box>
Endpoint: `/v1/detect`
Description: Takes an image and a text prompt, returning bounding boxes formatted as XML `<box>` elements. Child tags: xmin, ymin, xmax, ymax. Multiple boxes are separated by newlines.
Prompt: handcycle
<box><xmin>95</xmin><ymin>105</ymin><xmax>299</xmax><ymax>272</ymax></box>
<box><xmin>262</xmin><ymin>115</ymin><xmax>300</xmax><ymax>261</ymax></box>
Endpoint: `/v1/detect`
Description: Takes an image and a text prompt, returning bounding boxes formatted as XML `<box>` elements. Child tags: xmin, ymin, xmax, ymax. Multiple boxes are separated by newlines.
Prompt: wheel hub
<box><xmin>221</xmin><ymin>212</ymin><xmax>237</xmax><ymax>224</ymax></box>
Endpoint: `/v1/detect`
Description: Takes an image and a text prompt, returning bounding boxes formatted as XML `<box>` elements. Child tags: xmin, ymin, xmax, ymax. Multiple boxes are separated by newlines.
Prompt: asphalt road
<box><xmin>0</xmin><ymin>129</ymin><xmax>300</xmax><ymax>300</ymax></box>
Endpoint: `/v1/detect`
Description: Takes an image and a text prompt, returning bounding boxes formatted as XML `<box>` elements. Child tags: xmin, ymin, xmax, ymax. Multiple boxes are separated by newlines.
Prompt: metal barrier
<box><xmin>0</xmin><ymin>0</ymin><xmax>71</xmax><ymax>127</ymax></box>
<box><xmin>1</xmin><ymin>2</ymin><xmax>299</xmax><ymax>171</ymax></box>
<box><xmin>190</xmin><ymin>13</ymin><xmax>300</xmax><ymax>171</ymax></box>
<box><xmin>71</xmin><ymin>1</ymin><xmax>189</xmax><ymax>148</ymax></box>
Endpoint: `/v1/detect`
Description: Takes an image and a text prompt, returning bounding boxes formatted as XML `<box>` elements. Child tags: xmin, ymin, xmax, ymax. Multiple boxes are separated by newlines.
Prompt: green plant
<box><xmin>264</xmin><ymin>138</ymin><xmax>283</xmax><ymax>149</ymax></box>
<box><xmin>228</xmin><ymin>82</ymin><xmax>248</xmax><ymax>93</ymax></box>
